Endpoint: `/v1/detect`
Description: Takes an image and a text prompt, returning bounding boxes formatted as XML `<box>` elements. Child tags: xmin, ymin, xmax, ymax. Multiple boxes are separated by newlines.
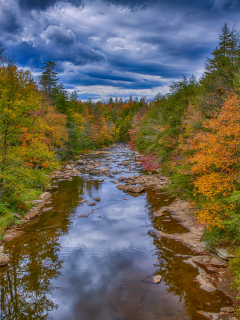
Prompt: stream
<box><xmin>0</xmin><ymin>145</ymin><xmax>233</xmax><ymax>320</ymax></box>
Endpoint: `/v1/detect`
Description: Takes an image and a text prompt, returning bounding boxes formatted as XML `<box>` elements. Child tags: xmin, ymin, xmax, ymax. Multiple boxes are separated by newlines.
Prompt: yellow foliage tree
<box><xmin>183</xmin><ymin>93</ymin><xmax>240</xmax><ymax>227</ymax></box>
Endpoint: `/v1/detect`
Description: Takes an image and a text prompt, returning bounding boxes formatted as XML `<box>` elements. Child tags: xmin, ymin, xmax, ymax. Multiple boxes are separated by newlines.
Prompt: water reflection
<box><xmin>0</xmin><ymin>148</ymin><xmax>232</xmax><ymax>320</ymax></box>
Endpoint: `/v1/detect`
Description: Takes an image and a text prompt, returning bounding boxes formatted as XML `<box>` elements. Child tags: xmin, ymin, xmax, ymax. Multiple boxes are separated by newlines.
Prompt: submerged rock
<box><xmin>87</xmin><ymin>202</ymin><xmax>95</xmax><ymax>206</ymax></box>
<box><xmin>154</xmin><ymin>207</ymin><xmax>169</xmax><ymax>217</ymax></box>
<box><xmin>79</xmin><ymin>214</ymin><xmax>88</xmax><ymax>218</ymax></box>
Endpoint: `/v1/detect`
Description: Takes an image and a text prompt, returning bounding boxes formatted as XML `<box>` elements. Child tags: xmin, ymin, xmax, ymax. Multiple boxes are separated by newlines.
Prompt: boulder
<box><xmin>153</xmin><ymin>275</ymin><xmax>162</xmax><ymax>284</ymax></box>
<box><xmin>117</xmin><ymin>184</ymin><xmax>145</xmax><ymax>193</ymax></box>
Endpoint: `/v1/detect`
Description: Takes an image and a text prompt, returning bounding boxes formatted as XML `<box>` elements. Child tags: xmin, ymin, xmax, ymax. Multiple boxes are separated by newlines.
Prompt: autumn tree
<box><xmin>0</xmin><ymin>63</ymin><xmax>59</xmax><ymax>206</ymax></box>
<box><xmin>179</xmin><ymin>93</ymin><xmax>240</xmax><ymax>229</ymax></box>
<box><xmin>0</xmin><ymin>64</ymin><xmax>42</xmax><ymax>200</ymax></box>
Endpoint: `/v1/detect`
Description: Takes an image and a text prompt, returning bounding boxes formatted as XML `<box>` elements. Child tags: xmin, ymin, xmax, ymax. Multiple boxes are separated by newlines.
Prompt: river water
<box><xmin>0</xmin><ymin>145</ymin><xmax>232</xmax><ymax>320</ymax></box>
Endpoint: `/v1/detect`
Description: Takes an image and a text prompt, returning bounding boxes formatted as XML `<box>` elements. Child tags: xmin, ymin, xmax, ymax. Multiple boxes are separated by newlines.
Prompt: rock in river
<box><xmin>0</xmin><ymin>253</ymin><xmax>9</xmax><ymax>267</ymax></box>
<box><xmin>153</xmin><ymin>275</ymin><xmax>162</xmax><ymax>284</ymax></box>
<box><xmin>87</xmin><ymin>202</ymin><xmax>96</xmax><ymax>206</ymax></box>
<box><xmin>117</xmin><ymin>184</ymin><xmax>145</xmax><ymax>193</ymax></box>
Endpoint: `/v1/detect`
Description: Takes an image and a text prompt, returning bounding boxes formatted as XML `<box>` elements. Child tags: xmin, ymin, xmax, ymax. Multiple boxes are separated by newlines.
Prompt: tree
<box><xmin>39</xmin><ymin>61</ymin><xmax>59</xmax><ymax>99</ymax></box>
<box><xmin>200</xmin><ymin>23</ymin><xmax>240</xmax><ymax>112</ymax></box>
<box><xmin>181</xmin><ymin>93</ymin><xmax>240</xmax><ymax>228</ymax></box>
<box><xmin>0</xmin><ymin>64</ymin><xmax>43</xmax><ymax>200</ymax></box>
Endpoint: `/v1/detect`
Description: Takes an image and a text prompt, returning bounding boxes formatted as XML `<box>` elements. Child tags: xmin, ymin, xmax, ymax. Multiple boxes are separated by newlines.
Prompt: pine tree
<box><xmin>219</xmin><ymin>23</ymin><xmax>232</xmax><ymax>57</ymax></box>
<box><xmin>200</xmin><ymin>23</ymin><xmax>240</xmax><ymax>111</ymax></box>
<box><xmin>39</xmin><ymin>61</ymin><xmax>59</xmax><ymax>99</ymax></box>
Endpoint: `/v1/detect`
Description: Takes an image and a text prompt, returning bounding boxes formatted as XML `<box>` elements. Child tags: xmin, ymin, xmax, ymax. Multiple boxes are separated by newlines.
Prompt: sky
<box><xmin>0</xmin><ymin>0</ymin><xmax>240</xmax><ymax>101</ymax></box>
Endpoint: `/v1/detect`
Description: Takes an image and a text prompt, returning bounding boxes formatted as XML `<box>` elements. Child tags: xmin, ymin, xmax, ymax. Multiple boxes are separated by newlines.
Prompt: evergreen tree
<box><xmin>39</xmin><ymin>61</ymin><xmax>59</xmax><ymax>99</ymax></box>
<box><xmin>200</xmin><ymin>23</ymin><xmax>240</xmax><ymax>111</ymax></box>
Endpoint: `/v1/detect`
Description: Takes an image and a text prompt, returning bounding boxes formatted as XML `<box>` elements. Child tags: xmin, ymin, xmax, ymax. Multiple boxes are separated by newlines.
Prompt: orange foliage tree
<box><xmin>181</xmin><ymin>93</ymin><xmax>240</xmax><ymax>228</ymax></box>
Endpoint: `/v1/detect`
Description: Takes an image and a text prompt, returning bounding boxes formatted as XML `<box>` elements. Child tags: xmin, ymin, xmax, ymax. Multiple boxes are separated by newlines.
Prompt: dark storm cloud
<box><xmin>15</xmin><ymin>38</ymin><xmax>106</xmax><ymax>68</ymax></box>
<box><xmin>1</xmin><ymin>0</ymin><xmax>239</xmax><ymax>100</ymax></box>
<box><xmin>62</xmin><ymin>71</ymin><xmax>162</xmax><ymax>89</ymax></box>
<box><xmin>18</xmin><ymin>0</ymin><xmax>84</xmax><ymax>11</ymax></box>
<box><xmin>0</xmin><ymin>8</ymin><xmax>21</xmax><ymax>33</ymax></box>
<box><xmin>41</xmin><ymin>24</ymin><xmax>76</xmax><ymax>46</ymax></box>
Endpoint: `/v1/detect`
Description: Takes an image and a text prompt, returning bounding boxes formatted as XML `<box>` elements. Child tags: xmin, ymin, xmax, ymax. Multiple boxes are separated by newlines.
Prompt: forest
<box><xmin>1</xmin><ymin>23</ymin><xmax>240</xmax><ymax>307</ymax></box>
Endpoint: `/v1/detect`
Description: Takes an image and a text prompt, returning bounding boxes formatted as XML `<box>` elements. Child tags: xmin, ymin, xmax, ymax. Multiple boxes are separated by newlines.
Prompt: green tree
<box><xmin>39</xmin><ymin>61</ymin><xmax>59</xmax><ymax>99</ymax></box>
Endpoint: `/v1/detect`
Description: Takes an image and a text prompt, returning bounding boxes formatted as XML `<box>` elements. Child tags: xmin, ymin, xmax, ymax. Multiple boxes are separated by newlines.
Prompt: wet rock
<box><xmin>197</xmin><ymin>311</ymin><xmax>219</xmax><ymax>320</ymax></box>
<box><xmin>79</xmin><ymin>200</ymin><xmax>87</xmax><ymax>203</ymax></box>
<box><xmin>117</xmin><ymin>184</ymin><xmax>125</xmax><ymax>190</ymax></box>
<box><xmin>153</xmin><ymin>275</ymin><xmax>162</xmax><ymax>284</ymax></box>
<box><xmin>39</xmin><ymin>192</ymin><xmax>51</xmax><ymax>201</ymax></box>
<box><xmin>43</xmin><ymin>207</ymin><xmax>53</xmax><ymax>212</ymax></box>
<box><xmin>118</xmin><ymin>161</ymin><xmax>129</xmax><ymax>166</ymax></box>
<box><xmin>76</xmin><ymin>160</ymin><xmax>85</xmax><ymax>165</ymax></box>
<box><xmin>158</xmin><ymin>229</ymin><xmax>204</xmax><ymax>253</ymax></box>
<box><xmin>192</xmin><ymin>255</ymin><xmax>227</xmax><ymax>268</ymax></box>
<box><xmin>184</xmin><ymin>258</ymin><xmax>216</xmax><ymax>292</ymax></box>
<box><xmin>0</xmin><ymin>253</ymin><xmax>9</xmax><ymax>267</ymax></box>
<box><xmin>220</xmin><ymin>307</ymin><xmax>234</xmax><ymax>313</ymax></box>
<box><xmin>24</xmin><ymin>192</ymin><xmax>52</xmax><ymax>220</ymax></box>
<box><xmin>32</xmin><ymin>200</ymin><xmax>44</xmax><ymax>205</ymax></box>
<box><xmin>175</xmin><ymin>254</ymin><xmax>192</xmax><ymax>258</ymax></box>
<box><xmin>117</xmin><ymin>184</ymin><xmax>145</xmax><ymax>193</ymax></box>
<box><xmin>93</xmin><ymin>197</ymin><xmax>100</xmax><ymax>202</ymax></box>
<box><xmin>79</xmin><ymin>214</ymin><xmax>88</xmax><ymax>218</ymax></box>
<box><xmin>98</xmin><ymin>179</ymin><xmax>104</xmax><ymax>182</ymax></box>
<box><xmin>196</xmin><ymin>273</ymin><xmax>216</xmax><ymax>292</ymax></box>
<box><xmin>154</xmin><ymin>207</ymin><xmax>170</xmax><ymax>217</ymax></box>
<box><xmin>216</xmin><ymin>249</ymin><xmax>236</xmax><ymax>261</ymax></box>
<box><xmin>128</xmin><ymin>186</ymin><xmax>145</xmax><ymax>193</ymax></box>
<box><xmin>87</xmin><ymin>202</ymin><xmax>95</xmax><ymax>206</ymax></box>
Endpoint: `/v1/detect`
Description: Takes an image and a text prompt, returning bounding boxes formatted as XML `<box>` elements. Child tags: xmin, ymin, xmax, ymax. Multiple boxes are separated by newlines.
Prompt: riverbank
<box><xmin>0</xmin><ymin>144</ymin><xmax>238</xmax><ymax>319</ymax></box>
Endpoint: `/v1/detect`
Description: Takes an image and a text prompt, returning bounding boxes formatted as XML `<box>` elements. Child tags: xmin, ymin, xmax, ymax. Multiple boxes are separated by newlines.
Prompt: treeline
<box><xmin>129</xmin><ymin>23</ymin><xmax>240</xmax><ymax>305</ymax></box>
<box><xmin>0</xmin><ymin>45</ymin><xmax>146</xmax><ymax>236</ymax></box>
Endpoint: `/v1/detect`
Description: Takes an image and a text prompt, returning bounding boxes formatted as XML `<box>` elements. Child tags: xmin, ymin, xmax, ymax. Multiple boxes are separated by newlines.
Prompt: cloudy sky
<box><xmin>0</xmin><ymin>0</ymin><xmax>239</xmax><ymax>101</ymax></box>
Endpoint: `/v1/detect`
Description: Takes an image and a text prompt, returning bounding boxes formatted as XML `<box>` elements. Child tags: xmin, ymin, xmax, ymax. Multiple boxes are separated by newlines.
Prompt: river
<box><xmin>0</xmin><ymin>145</ymin><xmax>232</xmax><ymax>319</ymax></box>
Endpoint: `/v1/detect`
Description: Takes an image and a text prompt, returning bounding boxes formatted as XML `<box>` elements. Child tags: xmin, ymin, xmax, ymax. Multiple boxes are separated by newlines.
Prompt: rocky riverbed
<box><xmin>0</xmin><ymin>144</ymin><xmax>238</xmax><ymax>320</ymax></box>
